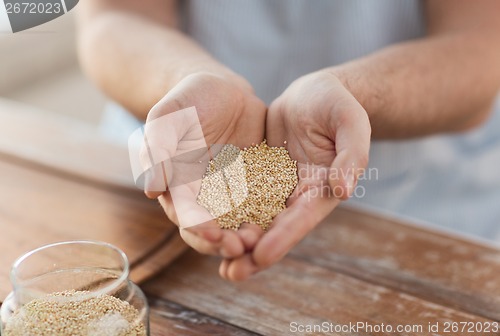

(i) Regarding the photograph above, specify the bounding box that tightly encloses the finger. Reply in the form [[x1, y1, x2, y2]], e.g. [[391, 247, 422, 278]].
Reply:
[[128, 126, 169, 199], [266, 98, 287, 146], [140, 117, 179, 199], [159, 190, 244, 257], [158, 182, 213, 229], [184, 221, 222, 243], [237, 95, 267, 143], [170, 183, 250, 257], [219, 229, 245, 258], [253, 189, 340, 269], [180, 228, 220, 256], [141, 104, 206, 198], [225, 254, 259, 282], [158, 192, 179, 225], [219, 259, 230, 280], [237, 223, 264, 251], [329, 102, 371, 200], [180, 224, 245, 258]]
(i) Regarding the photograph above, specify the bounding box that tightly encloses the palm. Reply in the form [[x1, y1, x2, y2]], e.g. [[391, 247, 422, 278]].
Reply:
[[219, 71, 371, 281], [143, 73, 266, 257], [266, 99, 341, 223]]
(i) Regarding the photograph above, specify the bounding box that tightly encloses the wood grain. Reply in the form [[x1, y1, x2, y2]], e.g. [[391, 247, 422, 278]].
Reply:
[[130, 233, 187, 284], [144, 251, 494, 336], [0, 98, 137, 190], [2, 98, 500, 335], [0, 100, 189, 301], [149, 296, 259, 336], [290, 206, 500, 320], [0, 158, 178, 301]]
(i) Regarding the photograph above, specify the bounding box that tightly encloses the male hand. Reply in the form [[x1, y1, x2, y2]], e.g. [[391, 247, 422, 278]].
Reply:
[[220, 70, 371, 280], [141, 72, 266, 260]]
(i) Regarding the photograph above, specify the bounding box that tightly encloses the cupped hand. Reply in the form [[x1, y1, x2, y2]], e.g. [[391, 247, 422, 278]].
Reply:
[[140, 72, 266, 259], [220, 70, 371, 280]]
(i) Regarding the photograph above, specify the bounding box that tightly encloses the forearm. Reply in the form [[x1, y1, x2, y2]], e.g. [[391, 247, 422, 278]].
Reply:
[[330, 31, 500, 139], [77, 6, 245, 120]]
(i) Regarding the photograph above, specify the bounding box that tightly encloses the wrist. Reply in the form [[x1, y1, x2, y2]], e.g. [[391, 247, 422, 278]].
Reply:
[[172, 61, 253, 94], [324, 65, 385, 121], [328, 63, 404, 139], [324, 66, 362, 103]]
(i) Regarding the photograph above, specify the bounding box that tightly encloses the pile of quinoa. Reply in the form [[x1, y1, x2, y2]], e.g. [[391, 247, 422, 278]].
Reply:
[[3, 290, 146, 336], [197, 141, 298, 231]]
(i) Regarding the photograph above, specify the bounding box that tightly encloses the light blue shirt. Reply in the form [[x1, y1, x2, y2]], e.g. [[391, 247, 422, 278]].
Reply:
[[103, 0, 500, 242]]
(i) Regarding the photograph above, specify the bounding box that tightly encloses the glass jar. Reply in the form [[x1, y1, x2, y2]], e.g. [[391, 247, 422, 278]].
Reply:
[[0, 240, 149, 335]]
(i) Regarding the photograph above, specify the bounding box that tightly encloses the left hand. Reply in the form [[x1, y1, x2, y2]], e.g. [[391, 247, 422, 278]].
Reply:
[[219, 70, 371, 280], [139, 72, 267, 260]]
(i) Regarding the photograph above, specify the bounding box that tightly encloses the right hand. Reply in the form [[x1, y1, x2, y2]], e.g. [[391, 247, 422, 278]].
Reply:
[[219, 70, 371, 280], [140, 72, 267, 259]]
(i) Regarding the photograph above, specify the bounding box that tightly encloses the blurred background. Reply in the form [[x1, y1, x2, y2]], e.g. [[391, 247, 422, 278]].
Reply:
[[0, 9, 105, 125]]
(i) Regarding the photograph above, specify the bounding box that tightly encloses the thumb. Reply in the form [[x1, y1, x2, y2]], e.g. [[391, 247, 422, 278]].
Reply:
[[328, 104, 371, 200], [133, 105, 205, 198]]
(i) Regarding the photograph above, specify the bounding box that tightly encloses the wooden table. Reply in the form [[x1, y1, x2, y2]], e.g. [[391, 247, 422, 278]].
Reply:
[[1, 99, 500, 335]]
